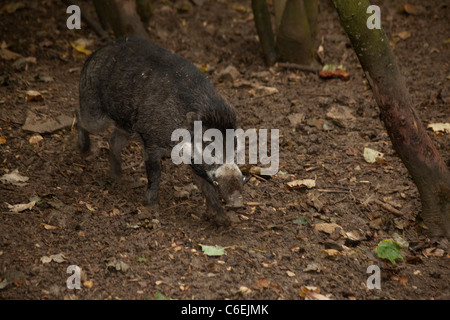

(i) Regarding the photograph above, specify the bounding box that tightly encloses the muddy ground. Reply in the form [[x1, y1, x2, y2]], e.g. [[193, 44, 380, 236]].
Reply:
[[0, 0, 449, 300]]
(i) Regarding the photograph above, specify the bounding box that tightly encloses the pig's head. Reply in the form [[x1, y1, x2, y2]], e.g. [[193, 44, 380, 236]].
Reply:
[[185, 109, 249, 208], [209, 163, 248, 208], [191, 162, 249, 209]]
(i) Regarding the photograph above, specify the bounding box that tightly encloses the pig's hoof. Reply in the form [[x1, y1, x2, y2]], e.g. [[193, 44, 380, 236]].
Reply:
[[110, 172, 123, 182], [227, 211, 240, 224], [145, 201, 160, 211], [213, 214, 231, 227]]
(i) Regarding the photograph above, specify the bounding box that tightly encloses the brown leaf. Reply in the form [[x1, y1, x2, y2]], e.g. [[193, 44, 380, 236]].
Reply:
[[299, 286, 331, 300], [22, 111, 73, 133], [26, 90, 43, 102], [1, 2, 25, 14], [0, 42, 22, 60], [319, 69, 350, 81], [392, 275, 408, 286], [398, 4, 423, 15], [286, 179, 316, 190], [422, 247, 444, 258], [397, 31, 411, 40], [253, 278, 270, 290], [314, 222, 345, 236], [40, 223, 58, 230]]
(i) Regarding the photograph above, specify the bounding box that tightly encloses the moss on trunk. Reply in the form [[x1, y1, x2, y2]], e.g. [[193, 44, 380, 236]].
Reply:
[[332, 0, 450, 238]]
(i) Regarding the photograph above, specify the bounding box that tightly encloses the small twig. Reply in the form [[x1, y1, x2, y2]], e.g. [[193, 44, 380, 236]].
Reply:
[[251, 174, 269, 183], [317, 189, 350, 193], [276, 62, 321, 74], [374, 199, 403, 216], [164, 201, 192, 212], [320, 186, 351, 191]]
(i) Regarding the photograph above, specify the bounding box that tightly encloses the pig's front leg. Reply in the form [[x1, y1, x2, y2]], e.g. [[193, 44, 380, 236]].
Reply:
[[194, 175, 231, 226], [143, 149, 162, 207]]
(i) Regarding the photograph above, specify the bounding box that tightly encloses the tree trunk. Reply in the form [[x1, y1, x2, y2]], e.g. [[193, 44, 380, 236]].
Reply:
[[276, 0, 316, 65], [332, 0, 450, 238], [303, 0, 318, 40], [136, 0, 153, 24], [273, 0, 287, 31], [93, 0, 149, 39], [251, 0, 277, 66]]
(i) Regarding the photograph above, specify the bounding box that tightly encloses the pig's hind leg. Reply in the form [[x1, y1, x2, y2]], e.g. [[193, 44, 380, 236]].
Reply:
[[109, 129, 129, 180], [75, 110, 91, 155], [76, 92, 111, 154]]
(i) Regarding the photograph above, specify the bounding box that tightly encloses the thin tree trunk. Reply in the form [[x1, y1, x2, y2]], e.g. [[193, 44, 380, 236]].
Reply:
[[136, 0, 153, 24], [276, 0, 315, 65], [273, 0, 287, 31], [304, 0, 318, 40], [332, 0, 450, 238], [251, 0, 277, 66], [93, 0, 149, 39]]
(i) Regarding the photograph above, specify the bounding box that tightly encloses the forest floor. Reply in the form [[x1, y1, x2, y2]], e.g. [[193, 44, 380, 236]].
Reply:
[[0, 0, 449, 300]]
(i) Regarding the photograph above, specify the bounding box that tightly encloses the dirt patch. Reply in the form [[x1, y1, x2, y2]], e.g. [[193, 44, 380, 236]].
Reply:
[[0, 0, 449, 300]]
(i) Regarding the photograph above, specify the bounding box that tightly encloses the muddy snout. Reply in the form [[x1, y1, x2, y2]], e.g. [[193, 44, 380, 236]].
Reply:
[[224, 191, 244, 209]]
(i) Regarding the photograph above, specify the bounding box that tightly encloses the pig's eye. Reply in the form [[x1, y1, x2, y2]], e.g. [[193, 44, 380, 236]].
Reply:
[[213, 181, 219, 186], [242, 175, 251, 184]]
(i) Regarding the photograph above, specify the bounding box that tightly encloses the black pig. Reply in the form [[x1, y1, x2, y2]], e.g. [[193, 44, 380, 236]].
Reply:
[[76, 36, 246, 226]]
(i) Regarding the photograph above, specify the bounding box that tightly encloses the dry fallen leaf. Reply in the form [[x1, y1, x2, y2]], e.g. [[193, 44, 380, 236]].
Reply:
[[249, 85, 279, 97], [303, 262, 322, 273], [314, 222, 345, 236], [286, 271, 296, 277], [22, 111, 73, 134], [1, 2, 25, 14], [40, 253, 67, 264], [13, 56, 36, 70], [398, 3, 423, 15], [363, 147, 384, 163], [29, 134, 44, 145], [6, 200, 36, 213], [0, 41, 22, 60], [105, 258, 130, 273], [346, 230, 362, 241], [253, 278, 270, 290], [422, 247, 444, 258], [321, 249, 340, 259], [286, 179, 316, 190], [299, 286, 331, 300], [397, 31, 411, 40], [237, 286, 252, 295], [71, 38, 93, 55], [40, 223, 58, 230], [0, 169, 29, 187], [392, 275, 408, 286], [26, 90, 44, 102], [319, 65, 350, 81], [428, 123, 450, 133]]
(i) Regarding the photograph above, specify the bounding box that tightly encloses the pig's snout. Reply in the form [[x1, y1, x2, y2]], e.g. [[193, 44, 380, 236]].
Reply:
[[225, 191, 243, 209]]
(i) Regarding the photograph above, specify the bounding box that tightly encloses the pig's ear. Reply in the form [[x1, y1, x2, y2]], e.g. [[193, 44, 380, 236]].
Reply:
[[186, 112, 201, 128]]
